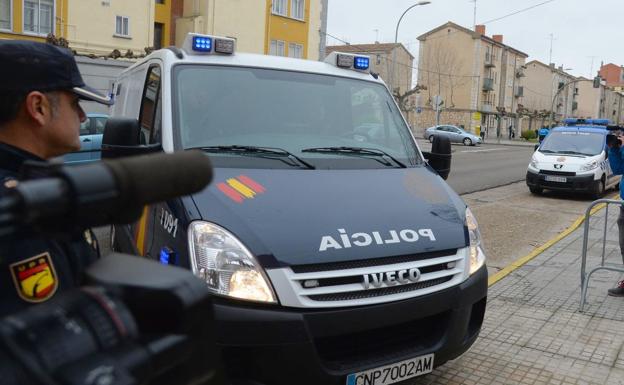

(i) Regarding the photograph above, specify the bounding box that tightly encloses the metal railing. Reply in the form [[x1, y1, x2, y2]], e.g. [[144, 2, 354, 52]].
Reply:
[[580, 198, 624, 312]]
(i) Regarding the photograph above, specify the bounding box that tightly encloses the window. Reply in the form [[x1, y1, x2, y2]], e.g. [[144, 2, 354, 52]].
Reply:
[[0, 0, 10, 30], [24, 0, 54, 35], [154, 22, 164, 49], [291, 0, 304, 19], [115, 15, 130, 37], [288, 43, 303, 58], [270, 40, 285, 56], [139, 66, 162, 144], [272, 0, 287, 16]]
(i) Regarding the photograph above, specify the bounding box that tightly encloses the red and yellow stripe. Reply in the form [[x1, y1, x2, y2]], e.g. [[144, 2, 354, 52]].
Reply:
[[217, 175, 266, 203]]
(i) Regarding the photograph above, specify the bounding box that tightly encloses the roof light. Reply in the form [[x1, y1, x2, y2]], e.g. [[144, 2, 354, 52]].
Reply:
[[215, 38, 235, 54], [182, 33, 236, 55], [192, 36, 212, 52], [324, 52, 371, 73], [353, 56, 370, 70]]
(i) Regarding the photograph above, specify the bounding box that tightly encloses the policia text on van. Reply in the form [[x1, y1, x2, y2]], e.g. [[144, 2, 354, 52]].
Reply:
[[104, 34, 488, 385]]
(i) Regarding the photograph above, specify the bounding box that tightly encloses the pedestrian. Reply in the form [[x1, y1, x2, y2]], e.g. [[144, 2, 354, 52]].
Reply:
[[508, 124, 513, 140], [0, 40, 113, 315], [607, 134, 624, 296]]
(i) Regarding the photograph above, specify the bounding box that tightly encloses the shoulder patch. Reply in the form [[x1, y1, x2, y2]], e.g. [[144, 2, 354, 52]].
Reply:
[[9, 252, 58, 303]]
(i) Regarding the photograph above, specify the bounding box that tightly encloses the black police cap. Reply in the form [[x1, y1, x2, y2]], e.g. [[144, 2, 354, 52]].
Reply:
[[0, 40, 113, 105]]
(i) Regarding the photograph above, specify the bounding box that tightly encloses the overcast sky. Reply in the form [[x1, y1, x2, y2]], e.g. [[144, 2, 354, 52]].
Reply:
[[326, 0, 623, 79]]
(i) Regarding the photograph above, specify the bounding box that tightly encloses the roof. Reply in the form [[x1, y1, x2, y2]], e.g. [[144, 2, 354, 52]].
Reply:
[[325, 43, 414, 59], [525, 60, 576, 78], [417, 21, 528, 58]]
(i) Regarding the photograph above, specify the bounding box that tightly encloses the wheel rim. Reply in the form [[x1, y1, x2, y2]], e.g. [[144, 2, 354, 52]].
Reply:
[[463, 138, 471, 145]]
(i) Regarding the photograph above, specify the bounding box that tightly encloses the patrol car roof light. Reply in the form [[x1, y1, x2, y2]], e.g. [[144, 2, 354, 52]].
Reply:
[[182, 33, 236, 55], [324, 52, 371, 73]]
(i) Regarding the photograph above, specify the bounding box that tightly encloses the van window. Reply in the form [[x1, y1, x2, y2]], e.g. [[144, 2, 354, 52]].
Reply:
[[539, 131, 605, 156], [173, 65, 420, 168], [138, 65, 162, 144]]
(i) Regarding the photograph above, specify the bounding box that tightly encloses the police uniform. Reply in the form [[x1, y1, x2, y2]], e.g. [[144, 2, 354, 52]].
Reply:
[[0, 41, 113, 316]]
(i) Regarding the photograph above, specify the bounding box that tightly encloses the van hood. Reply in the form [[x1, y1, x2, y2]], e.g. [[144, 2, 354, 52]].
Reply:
[[191, 166, 468, 268], [533, 151, 603, 173]]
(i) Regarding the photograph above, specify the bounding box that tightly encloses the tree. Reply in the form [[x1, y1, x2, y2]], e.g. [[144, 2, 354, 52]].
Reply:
[[421, 39, 469, 111], [393, 84, 427, 114]]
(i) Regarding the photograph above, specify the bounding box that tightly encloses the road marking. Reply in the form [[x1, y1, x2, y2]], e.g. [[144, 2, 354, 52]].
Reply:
[[460, 148, 505, 153], [488, 193, 619, 287]]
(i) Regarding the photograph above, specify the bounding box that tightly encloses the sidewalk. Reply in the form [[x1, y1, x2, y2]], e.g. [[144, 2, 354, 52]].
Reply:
[[412, 202, 624, 385]]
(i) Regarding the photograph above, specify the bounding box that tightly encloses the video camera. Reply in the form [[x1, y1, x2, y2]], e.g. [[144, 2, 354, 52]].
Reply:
[[0, 151, 225, 385], [606, 125, 623, 148]]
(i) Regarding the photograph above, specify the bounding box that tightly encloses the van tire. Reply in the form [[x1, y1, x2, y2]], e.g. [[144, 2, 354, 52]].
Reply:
[[463, 138, 472, 146], [529, 186, 543, 195], [591, 179, 605, 200]]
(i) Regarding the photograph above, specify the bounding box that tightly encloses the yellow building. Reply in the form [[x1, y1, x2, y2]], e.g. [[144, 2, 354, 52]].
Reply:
[[175, 0, 327, 60], [0, 0, 68, 42]]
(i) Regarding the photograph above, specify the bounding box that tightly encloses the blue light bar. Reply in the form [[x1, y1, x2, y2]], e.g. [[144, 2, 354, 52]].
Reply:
[[353, 56, 370, 70], [192, 36, 213, 52], [160, 247, 177, 265], [564, 118, 610, 126]]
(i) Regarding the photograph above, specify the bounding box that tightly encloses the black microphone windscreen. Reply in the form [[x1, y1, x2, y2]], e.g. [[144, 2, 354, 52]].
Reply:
[[104, 151, 213, 206]]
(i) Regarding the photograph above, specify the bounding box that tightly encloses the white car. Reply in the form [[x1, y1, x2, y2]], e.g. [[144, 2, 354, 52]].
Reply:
[[526, 126, 620, 197]]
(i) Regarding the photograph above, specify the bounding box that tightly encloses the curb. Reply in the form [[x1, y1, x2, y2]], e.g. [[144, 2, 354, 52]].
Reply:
[[487, 193, 620, 287]]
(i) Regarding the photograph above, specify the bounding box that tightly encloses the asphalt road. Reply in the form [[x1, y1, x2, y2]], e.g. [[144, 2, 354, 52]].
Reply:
[[416, 139, 535, 195]]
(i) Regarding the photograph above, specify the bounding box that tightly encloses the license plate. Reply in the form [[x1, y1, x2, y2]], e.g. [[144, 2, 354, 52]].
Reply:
[[545, 175, 566, 183], [346, 354, 434, 385]]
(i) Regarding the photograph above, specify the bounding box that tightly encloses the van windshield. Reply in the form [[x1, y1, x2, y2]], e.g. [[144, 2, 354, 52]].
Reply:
[[539, 131, 605, 156], [173, 65, 421, 169]]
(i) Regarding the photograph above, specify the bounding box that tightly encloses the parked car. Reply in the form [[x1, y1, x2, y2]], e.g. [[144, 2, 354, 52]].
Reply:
[[63, 113, 108, 163], [424, 125, 482, 146]]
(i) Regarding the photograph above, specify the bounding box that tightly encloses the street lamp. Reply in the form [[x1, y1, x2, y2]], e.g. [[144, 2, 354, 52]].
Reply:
[[390, 1, 431, 94]]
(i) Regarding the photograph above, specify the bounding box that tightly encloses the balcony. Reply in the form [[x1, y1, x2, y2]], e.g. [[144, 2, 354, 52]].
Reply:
[[515, 86, 524, 97], [481, 102, 494, 113], [482, 78, 494, 91], [484, 54, 496, 68], [515, 69, 525, 78], [572, 101, 578, 111]]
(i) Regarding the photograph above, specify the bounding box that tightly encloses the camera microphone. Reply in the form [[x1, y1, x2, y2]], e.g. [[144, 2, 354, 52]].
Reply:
[[0, 150, 213, 238]]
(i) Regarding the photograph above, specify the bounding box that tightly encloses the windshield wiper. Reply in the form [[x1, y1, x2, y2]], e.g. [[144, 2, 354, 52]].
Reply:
[[301, 146, 407, 168], [194, 145, 315, 169]]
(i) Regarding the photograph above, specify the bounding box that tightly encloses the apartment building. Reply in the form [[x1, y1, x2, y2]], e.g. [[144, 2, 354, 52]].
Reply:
[[521, 60, 576, 130], [325, 42, 414, 96], [599, 63, 624, 91], [416, 22, 528, 138], [175, 0, 327, 60]]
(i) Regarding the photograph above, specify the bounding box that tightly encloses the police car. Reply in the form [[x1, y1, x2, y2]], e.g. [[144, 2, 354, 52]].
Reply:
[[526, 119, 621, 197], [106, 33, 487, 385]]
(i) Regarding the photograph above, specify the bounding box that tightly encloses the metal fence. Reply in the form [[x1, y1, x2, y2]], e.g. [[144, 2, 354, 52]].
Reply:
[[580, 198, 624, 312]]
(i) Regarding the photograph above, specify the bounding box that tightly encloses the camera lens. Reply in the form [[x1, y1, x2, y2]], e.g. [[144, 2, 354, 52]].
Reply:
[[0, 287, 137, 379]]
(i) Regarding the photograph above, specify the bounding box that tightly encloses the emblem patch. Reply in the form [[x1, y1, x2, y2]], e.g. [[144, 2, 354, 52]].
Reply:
[[10, 252, 58, 303]]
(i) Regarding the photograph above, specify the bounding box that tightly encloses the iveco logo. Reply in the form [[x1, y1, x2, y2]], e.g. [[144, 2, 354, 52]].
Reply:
[[363, 268, 421, 289], [554, 164, 564, 169]]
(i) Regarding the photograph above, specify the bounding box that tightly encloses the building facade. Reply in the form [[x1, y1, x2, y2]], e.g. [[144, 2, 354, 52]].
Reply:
[[521, 61, 576, 131], [599, 63, 624, 90], [325, 42, 414, 96], [0, 0, 68, 42], [174, 0, 327, 60], [415, 22, 528, 138]]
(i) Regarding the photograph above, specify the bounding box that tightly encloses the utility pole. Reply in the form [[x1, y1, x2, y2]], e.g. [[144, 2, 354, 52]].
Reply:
[[588, 55, 597, 77], [373, 29, 379, 42]]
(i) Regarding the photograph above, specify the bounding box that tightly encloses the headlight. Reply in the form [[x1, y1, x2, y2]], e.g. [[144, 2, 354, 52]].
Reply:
[[188, 221, 277, 303], [466, 208, 486, 275], [580, 160, 599, 171], [530, 156, 539, 169]]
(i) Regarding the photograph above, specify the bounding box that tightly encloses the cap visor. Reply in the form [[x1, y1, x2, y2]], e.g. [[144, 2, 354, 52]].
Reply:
[[73, 85, 114, 106]]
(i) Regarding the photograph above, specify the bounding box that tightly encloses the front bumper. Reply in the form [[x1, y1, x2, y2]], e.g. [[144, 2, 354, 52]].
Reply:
[[526, 170, 596, 192], [213, 266, 488, 385]]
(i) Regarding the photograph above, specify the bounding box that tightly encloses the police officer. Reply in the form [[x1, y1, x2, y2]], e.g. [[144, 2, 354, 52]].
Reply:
[[0, 40, 113, 315]]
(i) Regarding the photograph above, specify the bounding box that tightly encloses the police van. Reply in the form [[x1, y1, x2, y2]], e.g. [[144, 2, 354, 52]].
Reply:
[[105, 33, 487, 385], [526, 119, 620, 197]]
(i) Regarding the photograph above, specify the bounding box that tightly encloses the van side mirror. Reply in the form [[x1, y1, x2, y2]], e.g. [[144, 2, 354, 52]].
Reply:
[[101, 118, 162, 159], [422, 135, 451, 180]]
